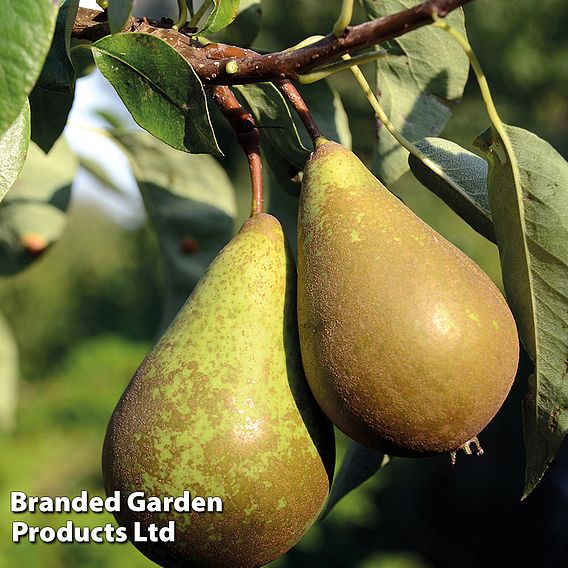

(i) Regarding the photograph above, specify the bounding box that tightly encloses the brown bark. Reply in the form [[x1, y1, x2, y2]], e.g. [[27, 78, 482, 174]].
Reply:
[[72, 0, 473, 85]]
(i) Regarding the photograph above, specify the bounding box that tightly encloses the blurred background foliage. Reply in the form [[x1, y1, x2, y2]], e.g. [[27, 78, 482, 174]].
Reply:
[[1, 1, 567, 567]]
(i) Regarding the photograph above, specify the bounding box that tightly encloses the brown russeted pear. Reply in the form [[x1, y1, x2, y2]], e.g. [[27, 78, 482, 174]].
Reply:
[[103, 212, 335, 568], [297, 139, 519, 457]]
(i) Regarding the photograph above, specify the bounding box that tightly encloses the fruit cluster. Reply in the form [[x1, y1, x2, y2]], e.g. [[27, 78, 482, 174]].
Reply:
[[103, 140, 519, 568]]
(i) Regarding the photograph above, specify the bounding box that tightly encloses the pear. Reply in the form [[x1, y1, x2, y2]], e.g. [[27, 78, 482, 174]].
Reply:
[[103, 212, 334, 568], [297, 140, 519, 457]]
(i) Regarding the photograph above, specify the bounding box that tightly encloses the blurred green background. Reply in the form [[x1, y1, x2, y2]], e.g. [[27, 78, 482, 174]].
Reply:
[[1, 1, 567, 567]]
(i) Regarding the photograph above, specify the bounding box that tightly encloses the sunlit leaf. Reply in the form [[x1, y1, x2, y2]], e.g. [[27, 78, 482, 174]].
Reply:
[[0, 0, 59, 135], [0, 101, 31, 203], [92, 33, 221, 155], [201, 0, 240, 34]]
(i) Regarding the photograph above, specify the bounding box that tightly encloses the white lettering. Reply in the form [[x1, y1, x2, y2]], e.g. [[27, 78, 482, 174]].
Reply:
[[160, 521, 175, 542], [40, 526, 56, 543], [133, 521, 147, 542], [128, 492, 146, 512], [71, 491, 88, 512], [28, 496, 39, 512], [12, 522, 28, 541], [173, 491, 191, 512], [39, 497, 55, 512], [146, 496, 162, 512], [192, 497, 206, 512], [207, 496, 223, 512], [57, 521, 73, 543], [91, 526, 104, 543], [115, 526, 128, 543], [10, 492, 28, 513], [105, 492, 121, 513], [75, 525, 90, 543], [90, 496, 103, 513]]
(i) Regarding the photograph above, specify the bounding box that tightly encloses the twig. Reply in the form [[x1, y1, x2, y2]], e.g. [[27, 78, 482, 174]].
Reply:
[[211, 86, 263, 216], [278, 81, 322, 145], [72, 0, 473, 85]]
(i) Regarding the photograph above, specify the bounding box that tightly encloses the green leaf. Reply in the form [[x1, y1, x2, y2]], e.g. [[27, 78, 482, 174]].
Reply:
[[29, 87, 74, 153], [202, 0, 241, 34], [474, 124, 568, 497], [235, 83, 309, 169], [0, 101, 31, 203], [0, 311, 19, 432], [321, 441, 387, 519], [408, 137, 495, 242], [108, 0, 134, 34], [92, 33, 221, 155], [362, 0, 469, 184], [0, 138, 76, 276], [0, 0, 59, 135], [36, 0, 79, 94], [209, 0, 262, 47], [112, 130, 236, 333]]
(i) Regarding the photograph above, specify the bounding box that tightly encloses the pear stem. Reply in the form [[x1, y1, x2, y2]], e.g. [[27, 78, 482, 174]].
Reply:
[[278, 80, 322, 147], [211, 86, 264, 216], [248, 150, 264, 217]]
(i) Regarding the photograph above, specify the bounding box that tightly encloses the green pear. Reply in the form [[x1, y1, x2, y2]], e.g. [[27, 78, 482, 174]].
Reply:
[[297, 140, 519, 457], [103, 212, 334, 568]]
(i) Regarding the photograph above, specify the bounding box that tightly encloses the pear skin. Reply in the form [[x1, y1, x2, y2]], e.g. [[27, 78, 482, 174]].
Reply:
[[297, 140, 519, 457], [103, 213, 334, 568]]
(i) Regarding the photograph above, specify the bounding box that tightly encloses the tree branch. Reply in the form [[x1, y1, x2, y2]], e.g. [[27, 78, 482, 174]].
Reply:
[[73, 0, 473, 85]]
